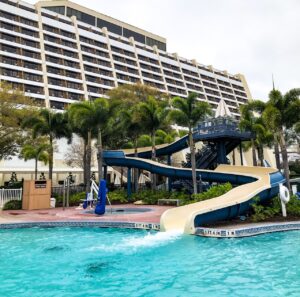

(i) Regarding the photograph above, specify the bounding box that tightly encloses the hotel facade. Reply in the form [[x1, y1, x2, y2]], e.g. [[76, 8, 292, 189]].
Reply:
[[0, 0, 252, 119]]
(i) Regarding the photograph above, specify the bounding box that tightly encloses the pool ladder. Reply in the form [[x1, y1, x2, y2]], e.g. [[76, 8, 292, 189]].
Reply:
[[90, 180, 113, 213]]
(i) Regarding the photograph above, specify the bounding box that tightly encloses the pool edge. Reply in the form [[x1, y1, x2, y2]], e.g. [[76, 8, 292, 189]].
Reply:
[[0, 221, 160, 231], [195, 221, 300, 238]]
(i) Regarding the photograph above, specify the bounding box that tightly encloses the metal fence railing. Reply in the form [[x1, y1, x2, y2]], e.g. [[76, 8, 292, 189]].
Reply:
[[52, 184, 85, 197], [0, 188, 22, 208]]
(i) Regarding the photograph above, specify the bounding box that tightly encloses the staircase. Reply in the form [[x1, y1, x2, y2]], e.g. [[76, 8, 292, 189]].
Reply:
[[177, 139, 240, 193]]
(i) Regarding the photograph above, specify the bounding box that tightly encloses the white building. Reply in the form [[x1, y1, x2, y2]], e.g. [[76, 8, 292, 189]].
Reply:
[[0, 0, 252, 119], [0, 0, 256, 185]]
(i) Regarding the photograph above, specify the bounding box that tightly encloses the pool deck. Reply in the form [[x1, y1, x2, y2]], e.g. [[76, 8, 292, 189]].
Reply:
[[0, 204, 172, 225], [1, 205, 300, 237]]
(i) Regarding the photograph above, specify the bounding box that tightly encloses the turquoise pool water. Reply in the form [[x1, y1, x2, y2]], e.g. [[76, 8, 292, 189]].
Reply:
[[1, 227, 300, 297]]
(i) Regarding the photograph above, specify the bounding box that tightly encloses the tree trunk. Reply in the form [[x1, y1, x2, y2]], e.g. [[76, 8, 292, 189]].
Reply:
[[258, 145, 264, 166], [274, 140, 281, 170], [121, 167, 124, 187], [35, 157, 38, 180], [85, 130, 92, 193], [134, 140, 139, 192], [279, 131, 291, 191], [189, 130, 197, 195], [232, 149, 236, 166], [151, 131, 156, 190], [83, 139, 87, 186], [251, 139, 257, 166], [97, 128, 103, 181], [49, 135, 53, 180]]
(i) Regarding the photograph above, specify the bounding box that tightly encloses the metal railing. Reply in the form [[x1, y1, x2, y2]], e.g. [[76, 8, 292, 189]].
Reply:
[[0, 188, 22, 208], [52, 184, 85, 196]]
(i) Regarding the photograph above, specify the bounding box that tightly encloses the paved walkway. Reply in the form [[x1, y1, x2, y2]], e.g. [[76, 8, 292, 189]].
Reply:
[[0, 204, 173, 224]]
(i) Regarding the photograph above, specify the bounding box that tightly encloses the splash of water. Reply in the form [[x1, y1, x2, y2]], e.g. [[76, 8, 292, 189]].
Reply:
[[87, 229, 183, 253]]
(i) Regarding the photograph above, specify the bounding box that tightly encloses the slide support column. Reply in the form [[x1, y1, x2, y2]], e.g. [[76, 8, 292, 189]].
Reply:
[[239, 142, 244, 166], [127, 167, 132, 198], [103, 165, 108, 181], [167, 155, 172, 191], [217, 141, 227, 164]]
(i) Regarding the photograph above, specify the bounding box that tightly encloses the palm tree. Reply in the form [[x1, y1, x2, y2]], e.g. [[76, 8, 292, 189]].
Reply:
[[22, 109, 71, 180], [120, 106, 144, 191], [65, 115, 90, 186], [169, 93, 212, 194], [68, 98, 118, 188], [155, 129, 178, 145], [239, 102, 274, 166], [240, 101, 262, 166], [138, 96, 169, 189], [20, 139, 49, 180], [262, 88, 300, 190]]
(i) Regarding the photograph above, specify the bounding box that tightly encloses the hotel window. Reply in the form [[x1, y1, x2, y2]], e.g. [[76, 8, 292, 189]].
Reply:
[[45, 6, 65, 15], [65, 70, 81, 79], [68, 92, 82, 100], [48, 77, 64, 86], [123, 28, 145, 44], [49, 89, 64, 98], [23, 61, 41, 70], [20, 17, 38, 27], [145, 37, 166, 51], [66, 7, 95, 26], [21, 28, 38, 38], [97, 18, 122, 35], [61, 29, 75, 39], [1, 68, 21, 78], [24, 85, 43, 94], [24, 73, 42, 82], [1, 56, 18, 65], [1, 44, 18, 54], [0, 11, 18, 21], [22, 49, 39, 59], [66, 82, 82, 90]]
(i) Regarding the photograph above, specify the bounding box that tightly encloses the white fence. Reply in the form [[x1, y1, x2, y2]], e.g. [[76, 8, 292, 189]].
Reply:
[[0, 188, 22, 208]]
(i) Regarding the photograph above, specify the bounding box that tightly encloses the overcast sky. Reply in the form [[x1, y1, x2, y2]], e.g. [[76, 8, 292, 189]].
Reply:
[[28, 0, 300, 100]]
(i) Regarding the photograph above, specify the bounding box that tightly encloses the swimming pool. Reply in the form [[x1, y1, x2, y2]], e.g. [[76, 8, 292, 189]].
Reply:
[[1, 227, 299, 297]]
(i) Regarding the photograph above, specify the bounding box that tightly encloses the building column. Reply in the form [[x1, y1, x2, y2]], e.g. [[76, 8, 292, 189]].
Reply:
[[71, 16, 89, 101], [35, 3, 50, 108], [102, 27, 118, 88]]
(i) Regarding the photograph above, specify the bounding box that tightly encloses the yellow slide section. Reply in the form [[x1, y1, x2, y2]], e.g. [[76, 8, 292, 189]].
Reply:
[[160, 165, 278, 234]]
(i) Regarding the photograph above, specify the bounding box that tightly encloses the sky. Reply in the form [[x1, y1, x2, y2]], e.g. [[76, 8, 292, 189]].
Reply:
[[26, 0, 300, 100]]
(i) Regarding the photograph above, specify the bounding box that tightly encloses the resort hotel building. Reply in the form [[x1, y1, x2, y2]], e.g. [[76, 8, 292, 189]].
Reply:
[[0, 0, 252, 119]]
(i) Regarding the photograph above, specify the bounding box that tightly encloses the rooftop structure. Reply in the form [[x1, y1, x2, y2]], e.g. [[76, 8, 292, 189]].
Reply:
[[0, 0, 252, 119]]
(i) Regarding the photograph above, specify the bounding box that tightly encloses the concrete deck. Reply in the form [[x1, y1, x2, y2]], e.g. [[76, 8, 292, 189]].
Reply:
[[0, 204, 172, 224]]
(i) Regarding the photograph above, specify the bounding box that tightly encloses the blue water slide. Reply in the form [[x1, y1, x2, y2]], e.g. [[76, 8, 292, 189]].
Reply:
[[103, 150, 285, 230]]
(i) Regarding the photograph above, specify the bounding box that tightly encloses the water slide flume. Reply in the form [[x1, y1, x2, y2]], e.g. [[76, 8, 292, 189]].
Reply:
[[160, 165, 283, 234], [103, 150, 285, 234]]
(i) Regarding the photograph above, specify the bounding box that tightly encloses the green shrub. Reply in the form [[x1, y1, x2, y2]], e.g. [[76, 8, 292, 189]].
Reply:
[[3, 200, 22, 210], [54, 192, 85, 207], [188, 183, 233, 205], [286, 195, 300, 216], [250, 195, 300, 222], [108, 190, 128, 204], [250, 196, 281, 222], [69, 192, 86, 206]]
